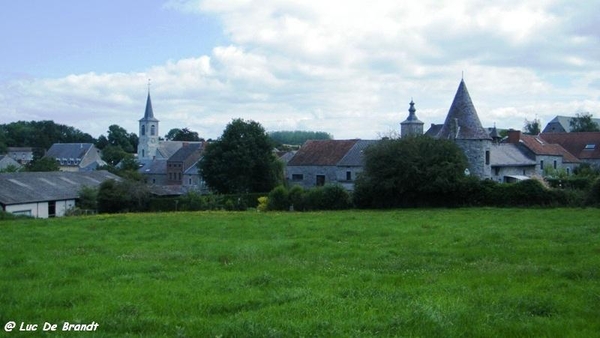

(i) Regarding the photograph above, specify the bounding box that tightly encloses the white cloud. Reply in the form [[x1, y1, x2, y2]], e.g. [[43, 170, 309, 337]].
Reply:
[[2, 0, 600, 142]]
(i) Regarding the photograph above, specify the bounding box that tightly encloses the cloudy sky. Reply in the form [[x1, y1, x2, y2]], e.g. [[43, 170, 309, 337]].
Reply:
[[1, 0, 599, 140]]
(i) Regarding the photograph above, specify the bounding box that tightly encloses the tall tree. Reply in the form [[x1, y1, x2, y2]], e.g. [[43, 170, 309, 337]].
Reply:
[[523, 118, 541, 135], [165, 127, 202, 141], [106, 124, 137, 153], [199, 119, 283, 194], [570, 113, 600, 132]]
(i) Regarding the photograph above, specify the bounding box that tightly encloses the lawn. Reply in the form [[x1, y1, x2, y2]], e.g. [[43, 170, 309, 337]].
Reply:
[[1, 208, 599, 337]]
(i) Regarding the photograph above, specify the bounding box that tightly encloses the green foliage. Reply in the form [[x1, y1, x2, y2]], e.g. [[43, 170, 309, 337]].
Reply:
[[97, 179, 150, 213], [257, 196, 269, 212], [268, 130, 333, 146], [106, 124, 138, 153], [101, 145, 129, 166], [569, 112, 600, 132], [587, 177, 600, 206], [199, 118, 283, 194], [0, 210, 32, 221], [165, 127, 202, 141], [0, 120, 95, 151], [288, 185, 307, 211], [0, 164, 22, 173], [77, 186, 98, 211], [25, 157, 60, 172], [2, 209, 600, 336], [267, 185, 289, 211], [354, 136, 468, 208]]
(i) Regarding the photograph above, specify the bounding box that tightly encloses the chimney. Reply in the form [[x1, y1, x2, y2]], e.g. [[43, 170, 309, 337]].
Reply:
[[507, 129, 521, 144]]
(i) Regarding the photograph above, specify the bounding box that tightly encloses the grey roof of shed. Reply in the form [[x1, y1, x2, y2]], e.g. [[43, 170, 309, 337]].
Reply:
[[0, 171, 120, 205], [45, 143, 94, 160], [490, 144, 536, 167], [436, 80, 491, 140], [337, 140, 378, 166]]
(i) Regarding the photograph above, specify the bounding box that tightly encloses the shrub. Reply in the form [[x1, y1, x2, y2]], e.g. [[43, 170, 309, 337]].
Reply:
[[257, 196, 269, 212], [288, 185, 307, 211], [587, 177, 600, 206], [321, 184, 352, 210], [268, 185, 289, 211]]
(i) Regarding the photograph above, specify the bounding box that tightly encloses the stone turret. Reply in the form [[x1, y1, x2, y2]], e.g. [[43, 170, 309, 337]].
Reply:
[[400, 99, 424, 137], [436, 79, 492, 179]]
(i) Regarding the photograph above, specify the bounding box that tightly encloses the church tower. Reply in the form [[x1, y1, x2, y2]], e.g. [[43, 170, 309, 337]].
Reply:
[[436, 79, 492, 179], [400, 99, 424, 137], [137, 90, 159, 161]]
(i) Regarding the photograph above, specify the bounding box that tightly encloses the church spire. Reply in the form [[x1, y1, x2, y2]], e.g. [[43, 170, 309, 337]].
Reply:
[[401, 99, 424, 137], [140, 80, 158, 122]]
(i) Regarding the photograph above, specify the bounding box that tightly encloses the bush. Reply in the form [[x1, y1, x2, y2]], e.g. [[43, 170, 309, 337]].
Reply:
[[268, 185, 289, 211], [288, 185, 307, 211], [587, 177, 600, 206], [257, 196, 269, 212], [321, 184, 352, 210]]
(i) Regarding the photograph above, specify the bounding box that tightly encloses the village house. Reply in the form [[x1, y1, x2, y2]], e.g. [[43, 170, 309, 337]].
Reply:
[[0, 171, 119, 218], [542, 115, 600, 133], [7, 147, 34, 165], [0, 155, 23, 171], [44, 143, 106, 172], [539, 132, 600, 168]]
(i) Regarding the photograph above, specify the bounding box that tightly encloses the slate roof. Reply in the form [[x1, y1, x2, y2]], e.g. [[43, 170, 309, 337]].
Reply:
[[337, 140, 378, 166], [287, 140, 359, 166], [401, 100, 423, 124], [0, 171, 120, 205], [490, 144, 536, 167], [139, 159, 167, 175], [45, 143, 94, 161], [168, 142, 204, 162], [139, 92, 158, 122], [519, 134, 580, 163], [539, 132, 600, 160], [436, 80, 491, 140], [156, 141, 185, 159], [424, 124, 443, 137], [543, 115, 600, 133], [0, 155, 22, 170]]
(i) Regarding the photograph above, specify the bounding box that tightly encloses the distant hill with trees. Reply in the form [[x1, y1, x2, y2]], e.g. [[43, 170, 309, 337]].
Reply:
[[268, 130, 333, 146]]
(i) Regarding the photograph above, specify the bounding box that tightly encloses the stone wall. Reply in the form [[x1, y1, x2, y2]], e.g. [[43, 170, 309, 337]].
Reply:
[[455, 139, 492, 179]]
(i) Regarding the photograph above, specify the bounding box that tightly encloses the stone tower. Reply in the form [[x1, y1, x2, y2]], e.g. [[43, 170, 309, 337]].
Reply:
[[400, 99, 424, 137], [137, 91, 159, 161], [436, 79, 492, 179]]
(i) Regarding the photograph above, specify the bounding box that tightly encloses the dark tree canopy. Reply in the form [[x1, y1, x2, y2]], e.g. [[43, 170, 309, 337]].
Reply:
[[570, 113, 600, 132], [0, 120, 95, 152], [199, 118, 283, 194], [25, 157, 60, 172], [268, 130, 333, 146], [523, 118, 541, 135], [353, 136, 468, 208], [106, 124, 138, 153], [165, 128, 202, 141]]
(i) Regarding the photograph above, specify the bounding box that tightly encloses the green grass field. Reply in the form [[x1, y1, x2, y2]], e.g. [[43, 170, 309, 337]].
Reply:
[[1, 208, 599, 337]]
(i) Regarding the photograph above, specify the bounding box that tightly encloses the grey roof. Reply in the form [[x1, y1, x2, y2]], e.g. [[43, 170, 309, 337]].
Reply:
[[168, 142, 204, 162], [490, 144, 536, 167], [401, 100, 423, 124], [45, 143, 93, 160], [425, 124, 443, 137], [139, 159, 167, 175], [437, 80, 491, 140], [542, 115, 600, 133], [184, 160, 201, 175], [139, 92, 158, 122], [0, 171, 120, 205], [156, 141, 185, 159], [337, 140, 378, 166]]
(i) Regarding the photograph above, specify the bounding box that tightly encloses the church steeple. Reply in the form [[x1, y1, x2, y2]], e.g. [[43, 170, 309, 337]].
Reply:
[[400, 99, 424, 137], [138, 83, 160, 162]]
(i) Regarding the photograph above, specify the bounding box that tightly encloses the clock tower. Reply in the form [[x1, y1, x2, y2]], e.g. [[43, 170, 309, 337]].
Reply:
[[138, 89, 159, 161]]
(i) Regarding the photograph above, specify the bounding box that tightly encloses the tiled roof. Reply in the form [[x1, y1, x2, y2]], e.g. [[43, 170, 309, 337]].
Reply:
[[437, 80, 491, 140], [168, 142, 204, 162], [287, 139, 359, 166], [45, 143, 93, 161], [540, 132, 600, 160], [491, 144, 536, 167], [337, 140, 378, 166], [0, 171, 120, 205], [519, 134, 580, 163]]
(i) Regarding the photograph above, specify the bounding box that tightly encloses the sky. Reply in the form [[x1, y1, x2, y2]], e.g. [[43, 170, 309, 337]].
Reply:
[[1, 0, 600, 140]]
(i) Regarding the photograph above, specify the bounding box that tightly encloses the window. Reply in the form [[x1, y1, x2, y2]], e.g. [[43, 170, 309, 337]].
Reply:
[[346, 171, 352, 181], [142, 149, 145, 158], [189, 178, 192, 185], [141, 125, 146, 136], [540, 160, 544, 170], [48, 201, 56, 218], [485, 151, 490, 165], [494, 167, 500, 176], [316, 175, 325, 186], [553, 160, 557, 169], [292, 174, 303, 181], [150, 125, 156, 136], [152, 179, 156, 184], [12, 210, 32, 217], [566, 168, 570, 175]]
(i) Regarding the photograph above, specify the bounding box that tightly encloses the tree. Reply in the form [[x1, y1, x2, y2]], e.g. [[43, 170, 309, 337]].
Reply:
[[523, 118, 541, 135], [106, 124, 137, 153], [101, 145, 129, 166], [199, 118, 283, 194], [570, 113, 600, 132], [25, 157, 60, 172], [353, 136, 468, 208], [97, 179, 150, 213], [165, 127, 202, 141], [268, 130, 333, 146]]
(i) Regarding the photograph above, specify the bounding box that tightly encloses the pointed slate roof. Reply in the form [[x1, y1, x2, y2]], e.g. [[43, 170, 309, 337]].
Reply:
[[437, 79, 491, 140], [139, 92, 158, 122], [401, 100, 423, 124]]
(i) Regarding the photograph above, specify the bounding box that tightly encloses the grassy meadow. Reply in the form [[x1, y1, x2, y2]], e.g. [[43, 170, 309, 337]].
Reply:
[[1, 208, 599, 337]]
